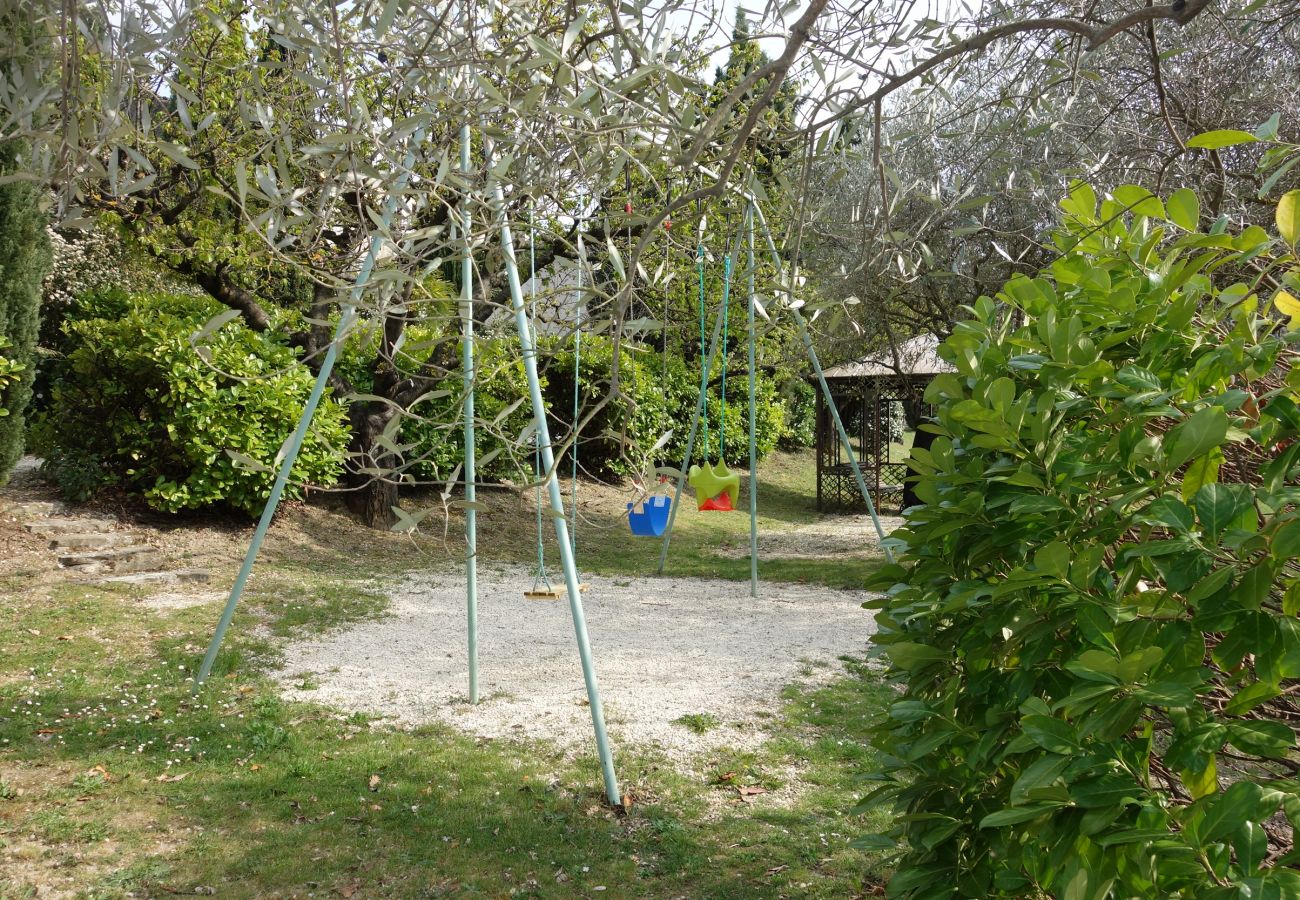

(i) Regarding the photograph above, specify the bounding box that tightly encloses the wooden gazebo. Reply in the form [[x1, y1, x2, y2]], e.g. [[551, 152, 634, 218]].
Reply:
[[814, 334, 953, 513]]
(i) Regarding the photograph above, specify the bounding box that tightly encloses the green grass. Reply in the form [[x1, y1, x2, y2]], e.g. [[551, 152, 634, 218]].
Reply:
[[0, 583, 892, 897], [0, 450, 894, 896], [672, 712, 721, 734], [479, 450, 885, 590]]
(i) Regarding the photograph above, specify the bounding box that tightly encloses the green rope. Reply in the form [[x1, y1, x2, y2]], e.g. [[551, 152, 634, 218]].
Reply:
[[697, 196, 708, 460], [718, 246, 732, 463], [528, 202, 552, 594], [570, 208, 584, 559]]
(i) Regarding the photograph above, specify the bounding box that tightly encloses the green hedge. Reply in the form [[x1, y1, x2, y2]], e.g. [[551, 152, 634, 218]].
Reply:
[[777, 377, 816, 450], [32, 289, 350, 515], [0, 336, 23, 418], [543, 336, 794, 475], [866, 185, 1300, 897], [338, 328, 537, 486], [0, 138, 50, 484], [343, 328, 801, 485]]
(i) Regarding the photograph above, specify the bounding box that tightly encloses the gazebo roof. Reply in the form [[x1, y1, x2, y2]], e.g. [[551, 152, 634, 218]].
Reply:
[[821, 334, 954, 380]]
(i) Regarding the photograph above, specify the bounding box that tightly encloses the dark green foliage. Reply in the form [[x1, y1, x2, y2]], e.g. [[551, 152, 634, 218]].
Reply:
[[0, 140, 51, 483], [377, 332, 538, 486], [31, 289, 350, 514], [700, 369, 786, 467], [777, 377, 816, 450], [866, 184, 1300, 897], [347, 328, 799, 486], [544, 335, 694, 477]]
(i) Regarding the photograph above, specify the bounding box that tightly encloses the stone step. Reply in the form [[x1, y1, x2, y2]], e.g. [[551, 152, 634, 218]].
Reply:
[[58, 545, 162, 574], [48, 532, 133, 551], [100, 568, 213, 586], [26, 517, 117, 536], [2, 500, 68, 519]]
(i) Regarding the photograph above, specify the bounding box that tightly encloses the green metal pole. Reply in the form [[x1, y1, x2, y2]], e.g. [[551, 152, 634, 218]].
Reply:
[[745, 204, 758, 597], [655, 272, 729, 576], [194, 135, 427, 689], [489, 177, 621, 808], [750, 204, 894, 563], [460, 123, 478, 705]]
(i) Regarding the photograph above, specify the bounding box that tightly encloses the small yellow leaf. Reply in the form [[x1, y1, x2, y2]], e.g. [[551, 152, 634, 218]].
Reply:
[[1275, 290, 1300, 330], [1279, 189, 1300, 247], [1180, 756, 1218, 800]]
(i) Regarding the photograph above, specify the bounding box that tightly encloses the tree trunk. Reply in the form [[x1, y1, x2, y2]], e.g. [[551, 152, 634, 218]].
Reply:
[[344, 402, 400, 529], [901, 395, 934, 510]]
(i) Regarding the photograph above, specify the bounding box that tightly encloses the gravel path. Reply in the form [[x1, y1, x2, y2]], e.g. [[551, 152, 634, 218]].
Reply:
[[279, 566, 879, 760]]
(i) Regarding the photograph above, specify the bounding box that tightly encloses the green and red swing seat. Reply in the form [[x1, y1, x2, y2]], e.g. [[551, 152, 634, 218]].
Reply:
[[688, 460, 740, 511]]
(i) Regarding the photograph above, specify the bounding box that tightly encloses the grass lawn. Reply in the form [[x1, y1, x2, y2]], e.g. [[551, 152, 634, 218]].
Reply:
[[0, 450, 894, 897], [450, 449, 886, 590]]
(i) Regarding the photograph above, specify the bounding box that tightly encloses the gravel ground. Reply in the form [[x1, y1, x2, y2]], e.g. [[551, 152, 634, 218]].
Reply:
[[279, 565, 880, 761]]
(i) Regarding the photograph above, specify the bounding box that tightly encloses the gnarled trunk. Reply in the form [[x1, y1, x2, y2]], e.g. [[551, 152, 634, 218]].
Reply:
[[344, 402, 400, 529]]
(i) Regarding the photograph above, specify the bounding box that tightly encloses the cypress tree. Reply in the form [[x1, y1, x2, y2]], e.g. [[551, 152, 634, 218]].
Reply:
[[0, 138, 50, 483]]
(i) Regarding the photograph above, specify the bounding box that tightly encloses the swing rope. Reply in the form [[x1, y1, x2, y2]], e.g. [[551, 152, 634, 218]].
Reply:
[[663, 178, 672, 385], [696, 191, 708, 459], [570, 200, 585, 558], [528, 201, 553, 595], [717, 209, 734, 464]]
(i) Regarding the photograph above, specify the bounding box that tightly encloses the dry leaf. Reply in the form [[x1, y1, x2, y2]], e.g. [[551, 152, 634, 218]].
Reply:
[[368, 774, 381, 792], [156, 772, 189, 783], [340, 882, 361, 898], [737, 785, 768, 801]]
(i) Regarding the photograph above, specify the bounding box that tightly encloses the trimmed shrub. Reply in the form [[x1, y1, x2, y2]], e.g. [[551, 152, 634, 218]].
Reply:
[[0, 337, 23, 416], [341, 326, 802, 488], [700, 371, 785, 466], [543, 336, 791, 476], [32, 289, 350, 514], [777, 377, 816, 449], [865, 185, 1300, 897], [0, 140, 51, 483], [337, 328, 537, 486], [401, 337, 538, 485], [543, 336, 695, 477]]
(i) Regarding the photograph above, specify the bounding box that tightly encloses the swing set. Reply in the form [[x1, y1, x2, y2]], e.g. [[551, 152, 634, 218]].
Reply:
[[187, 128, 893, 811]]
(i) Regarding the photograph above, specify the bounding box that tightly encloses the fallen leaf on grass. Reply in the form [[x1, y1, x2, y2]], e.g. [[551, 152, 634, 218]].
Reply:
[[340, 882, 362, 898], [737, 785, 768, 801], [156, 772, 189, 783], [368, 774, 381, 792], [27, 629, 39, 636]]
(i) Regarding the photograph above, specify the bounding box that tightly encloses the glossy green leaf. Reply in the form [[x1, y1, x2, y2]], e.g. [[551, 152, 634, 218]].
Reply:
[[1187, 129, 1259, 150], [1167, 188, 1200, 231], [1166, 406, 1229, 471]]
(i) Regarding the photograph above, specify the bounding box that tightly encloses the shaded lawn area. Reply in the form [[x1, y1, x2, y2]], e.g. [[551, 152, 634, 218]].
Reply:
[[436, 449, 884, 590], [0, 450, 893, 897]]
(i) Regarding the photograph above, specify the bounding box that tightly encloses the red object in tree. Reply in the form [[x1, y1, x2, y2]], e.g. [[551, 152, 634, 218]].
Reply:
[[664, 219, 672, 230], [698, 493, 735, 512], [624, 202, 633, 214]]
